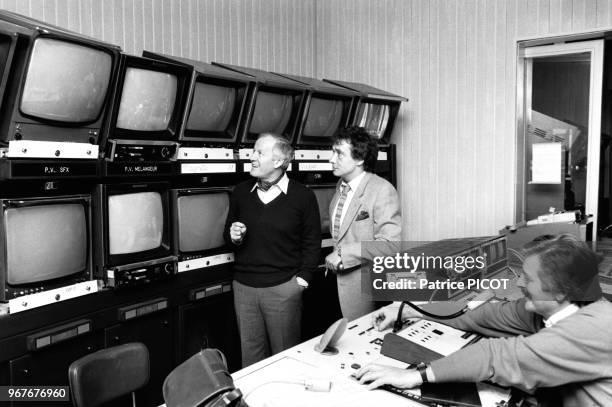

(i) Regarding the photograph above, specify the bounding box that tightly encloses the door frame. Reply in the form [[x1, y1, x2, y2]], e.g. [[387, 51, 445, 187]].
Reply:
[[516, 40, 604, 243]]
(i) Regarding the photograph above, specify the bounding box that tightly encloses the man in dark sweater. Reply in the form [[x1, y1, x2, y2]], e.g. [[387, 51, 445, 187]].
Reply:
[[224, 133, 321, 367]]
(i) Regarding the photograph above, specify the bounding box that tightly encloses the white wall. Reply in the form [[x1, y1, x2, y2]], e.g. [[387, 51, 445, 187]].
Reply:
[[316, 0, 612, 240], [0, 0, 317, 75]]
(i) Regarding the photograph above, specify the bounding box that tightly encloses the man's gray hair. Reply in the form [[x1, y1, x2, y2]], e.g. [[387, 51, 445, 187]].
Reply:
[[259, 133, 294, 171]]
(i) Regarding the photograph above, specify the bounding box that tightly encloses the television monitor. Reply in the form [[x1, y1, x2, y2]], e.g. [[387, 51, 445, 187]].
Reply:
[[311, 186, 336, 238], [103, 54, 192, 144], [324, 79, 407, 145], [171, 188, 232, 267], [0, 194, 92, 301], [354, 102, 391, 139], [143, 52, 254, 145], [212, 63, 307, 145], [94, 182, 172, 270], [274, 74, 358, 147], [0, 10, 120, 146]]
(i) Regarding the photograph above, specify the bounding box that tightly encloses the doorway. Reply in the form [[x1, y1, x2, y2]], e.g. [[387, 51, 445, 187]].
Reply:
[[516, 40, 604, 243]]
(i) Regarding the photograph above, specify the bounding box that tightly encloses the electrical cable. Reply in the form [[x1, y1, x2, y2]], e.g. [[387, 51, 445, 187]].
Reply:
[[393, 301, 467, 333], [243, 380, 302, 401], [242, 379, 332, 401]]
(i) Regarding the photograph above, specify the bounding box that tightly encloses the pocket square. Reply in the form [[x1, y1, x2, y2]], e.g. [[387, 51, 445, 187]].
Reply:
[[356, 210, 370, 221]]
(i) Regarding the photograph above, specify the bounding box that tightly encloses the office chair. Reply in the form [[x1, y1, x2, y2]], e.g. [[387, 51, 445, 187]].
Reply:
[[163, 348, 246, 407], [68, 342, 150, 407]]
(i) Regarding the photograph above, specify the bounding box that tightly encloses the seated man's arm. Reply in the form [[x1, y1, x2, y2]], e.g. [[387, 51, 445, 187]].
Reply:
[[437, 299, 540, 337], [431, 308, 612, 392]]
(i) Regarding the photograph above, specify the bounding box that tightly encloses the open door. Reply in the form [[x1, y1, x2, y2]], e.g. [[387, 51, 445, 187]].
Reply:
[[516, 40, 604, 244]]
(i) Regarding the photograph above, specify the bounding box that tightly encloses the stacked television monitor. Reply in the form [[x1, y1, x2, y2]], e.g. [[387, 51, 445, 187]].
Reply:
[[93, 182, 176, 288], [212, 62, 308, 147], [323, 79, 406, 146], [268, 74, 359, 185], [142, 52, 256, 183], [0, 194, 96, 312], [275, 74, 358, 149], [143, 52, 254, 147], [101, 53, 192, 176], [324, 79, 406, 187], [0, 10, 120, 176], [171, 187, 234, 274]]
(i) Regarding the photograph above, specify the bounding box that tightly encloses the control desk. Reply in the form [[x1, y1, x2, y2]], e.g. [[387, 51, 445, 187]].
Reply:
[[232, 310, 512, 407]]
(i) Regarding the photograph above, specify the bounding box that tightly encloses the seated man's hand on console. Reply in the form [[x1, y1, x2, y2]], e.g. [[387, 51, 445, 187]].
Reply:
[[371, 302, 423, 331], [354, 363, 422, 390]]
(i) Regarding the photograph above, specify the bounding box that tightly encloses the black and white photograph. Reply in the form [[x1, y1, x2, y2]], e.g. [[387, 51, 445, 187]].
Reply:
[[0, 1, 610, 406]]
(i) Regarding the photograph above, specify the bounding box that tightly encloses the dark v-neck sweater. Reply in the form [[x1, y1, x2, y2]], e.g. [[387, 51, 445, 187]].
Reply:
[[223, 179, 321, 287]]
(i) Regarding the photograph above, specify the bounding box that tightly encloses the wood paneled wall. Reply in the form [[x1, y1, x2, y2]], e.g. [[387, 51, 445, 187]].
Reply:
[[3, 0, 612, 241], [0, 0, 317, 75], [316, 0, 612, 240]]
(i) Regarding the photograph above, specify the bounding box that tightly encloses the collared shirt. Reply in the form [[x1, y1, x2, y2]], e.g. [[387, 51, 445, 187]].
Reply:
[[543, 303, 579, 328], [250, 173, 289, 204], [331, 171, 367, 235]]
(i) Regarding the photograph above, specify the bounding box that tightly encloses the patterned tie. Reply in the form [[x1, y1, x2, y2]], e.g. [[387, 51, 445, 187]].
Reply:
[[333, 183, 350, 241], [257, 172, 285, 192]]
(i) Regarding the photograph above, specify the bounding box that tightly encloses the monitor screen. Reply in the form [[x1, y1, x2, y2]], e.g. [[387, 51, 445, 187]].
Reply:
[[108, 192, 164, 255], [303, 97, 344, 139], [20, 38, 112, 123], [116, 67, 178, 131], [312, 188, 335, 233], [186, 82, 236, 133], [177, 192, 229, 252], [5, 203, 87, 285], [249, 91, 293, 134], [356, 102, 390, 140]]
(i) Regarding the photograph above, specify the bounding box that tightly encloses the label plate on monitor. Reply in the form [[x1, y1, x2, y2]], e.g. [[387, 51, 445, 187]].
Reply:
[[104, 161, 174, 176], [178, 252, 235, 272], [298, 162, 333, 172], [7, 140, 98, 159], [1, 160, 99, 178], [181, 162, 236, 174], [8, 281, 99, 314], [178, 147, 234, 160]]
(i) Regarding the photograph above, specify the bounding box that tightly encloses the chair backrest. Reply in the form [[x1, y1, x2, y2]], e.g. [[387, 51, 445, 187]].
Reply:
[[68, 342, 150, 407]]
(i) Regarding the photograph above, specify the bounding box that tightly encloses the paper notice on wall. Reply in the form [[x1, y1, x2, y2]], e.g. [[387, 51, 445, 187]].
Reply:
[[531, 142, 562, 184]]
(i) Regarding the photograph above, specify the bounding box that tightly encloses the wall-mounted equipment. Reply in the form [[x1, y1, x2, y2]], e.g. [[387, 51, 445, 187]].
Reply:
[[101, 54, 192, 177]]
